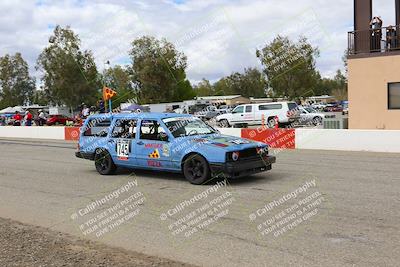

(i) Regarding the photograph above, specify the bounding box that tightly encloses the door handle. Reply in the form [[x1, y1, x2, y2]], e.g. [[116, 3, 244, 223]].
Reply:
[[108, 139, 115, 143], [137, 141, 144, 145]]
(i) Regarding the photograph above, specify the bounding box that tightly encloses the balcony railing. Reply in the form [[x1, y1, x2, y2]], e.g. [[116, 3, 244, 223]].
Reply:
[[348, 25, 400, 56]]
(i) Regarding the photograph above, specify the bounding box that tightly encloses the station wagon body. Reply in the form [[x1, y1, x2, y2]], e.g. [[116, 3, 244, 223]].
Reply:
[[75, 112, 276, 184]]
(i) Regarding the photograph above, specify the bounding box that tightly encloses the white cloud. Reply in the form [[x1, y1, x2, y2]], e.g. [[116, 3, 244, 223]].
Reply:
[[0, 0, 396, 87]]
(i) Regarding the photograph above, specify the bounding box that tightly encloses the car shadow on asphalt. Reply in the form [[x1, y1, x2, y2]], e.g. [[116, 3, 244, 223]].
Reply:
[[94, 167, 285, 186]]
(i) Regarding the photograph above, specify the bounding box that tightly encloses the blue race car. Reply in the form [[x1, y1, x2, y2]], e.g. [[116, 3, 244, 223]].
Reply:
[[75, 113, 276, 185]]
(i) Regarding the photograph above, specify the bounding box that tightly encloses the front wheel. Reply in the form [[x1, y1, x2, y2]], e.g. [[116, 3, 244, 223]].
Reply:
[[312, 116, 323, 126], [183, 154, 211, 185], [94, 149, 116, 175]]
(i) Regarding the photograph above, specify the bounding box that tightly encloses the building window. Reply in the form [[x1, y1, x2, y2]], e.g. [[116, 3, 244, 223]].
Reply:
[[388, 83, 400, 109]]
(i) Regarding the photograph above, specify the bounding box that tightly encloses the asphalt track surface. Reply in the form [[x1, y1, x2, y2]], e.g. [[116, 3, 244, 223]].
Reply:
[[0, 138, 399, 267]]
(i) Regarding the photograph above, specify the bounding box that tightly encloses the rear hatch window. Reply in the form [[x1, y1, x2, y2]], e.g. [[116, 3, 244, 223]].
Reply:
[[83, 119, 111, 137]]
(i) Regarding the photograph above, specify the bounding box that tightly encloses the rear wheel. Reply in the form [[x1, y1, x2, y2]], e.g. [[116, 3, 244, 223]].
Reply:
[[312, 116, 323, 126], [267, 117, 276, 128], [94, 149, 116, 175], [183, 154, 211, 185], [218, 119, 230, 128]]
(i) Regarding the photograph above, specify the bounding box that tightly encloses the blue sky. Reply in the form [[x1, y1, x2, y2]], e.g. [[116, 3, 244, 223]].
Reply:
[[0, 0, 397, 86]]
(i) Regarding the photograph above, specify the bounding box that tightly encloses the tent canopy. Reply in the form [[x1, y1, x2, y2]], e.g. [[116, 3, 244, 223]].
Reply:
[[0, 106, 25, 114]]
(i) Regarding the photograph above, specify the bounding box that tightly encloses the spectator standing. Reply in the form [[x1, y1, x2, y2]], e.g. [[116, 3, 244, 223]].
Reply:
[[81, 105, 90, 118], [98, 99, 105, 113], [24, 111, 33, 126], [0, 116, 5, 126], [38, 110, 46, 126], [13, 111, 22, 126]]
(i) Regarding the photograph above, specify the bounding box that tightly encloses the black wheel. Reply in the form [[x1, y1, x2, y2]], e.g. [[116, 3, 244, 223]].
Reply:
[[267, 117, 276, 128], [183, 154, 211, 185], [218, 119, 230, 128], [94, 149, 116, 175], [312, 116, 323, 126]]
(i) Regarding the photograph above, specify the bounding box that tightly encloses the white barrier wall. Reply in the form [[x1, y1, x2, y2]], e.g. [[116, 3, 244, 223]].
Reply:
[[296, 129, 400, 153], [0, 126, 65, 140], [217, 127, 241, 137]]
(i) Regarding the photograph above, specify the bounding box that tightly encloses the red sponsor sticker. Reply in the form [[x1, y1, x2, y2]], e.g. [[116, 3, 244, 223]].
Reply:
[[145, 143, 163, 149], [147, 160, 162, 167], [118, 157, 129, 161]]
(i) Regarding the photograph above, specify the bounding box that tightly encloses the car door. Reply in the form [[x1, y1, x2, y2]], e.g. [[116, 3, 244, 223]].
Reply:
[[243, 105, 255, 124], [230, 106, 245, 123], [134, 119, 173, 170], [108, 118, 138, 167]]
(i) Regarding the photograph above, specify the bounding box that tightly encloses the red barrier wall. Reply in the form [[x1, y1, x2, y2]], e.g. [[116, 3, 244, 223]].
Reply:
[[241, 128, 295, 149], [65, 127, 80, 141]]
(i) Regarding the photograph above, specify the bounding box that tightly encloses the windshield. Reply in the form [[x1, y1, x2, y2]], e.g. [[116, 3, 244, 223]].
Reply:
[[304, 107, 317, 113], [163, 117, 217, 138]]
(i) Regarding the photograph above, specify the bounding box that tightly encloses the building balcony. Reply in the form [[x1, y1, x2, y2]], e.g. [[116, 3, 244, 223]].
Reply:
[[348, 25, 400, 58]]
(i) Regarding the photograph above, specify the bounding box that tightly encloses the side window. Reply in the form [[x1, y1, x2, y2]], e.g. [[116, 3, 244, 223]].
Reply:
[[259, 104, 283, 111], [232, 106, 244, 114], [245, 106, 252, 113], [140, 120, 168, 141], [112, 119, 137, 139], [83, 119, 111, 137]]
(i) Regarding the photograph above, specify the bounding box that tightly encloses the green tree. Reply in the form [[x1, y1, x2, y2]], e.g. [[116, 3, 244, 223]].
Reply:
[[0, 53, 35, 109], [331, 69, 348, 101], [194, 79, 214, 96], [36, 25, 100, 109], [210, 68, 267, 97], [102, 65, 138, 107], [256, 36, 320, 99], [129, 36, 194, 103]]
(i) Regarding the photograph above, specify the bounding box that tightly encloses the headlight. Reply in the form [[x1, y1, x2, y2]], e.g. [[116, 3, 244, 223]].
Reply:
[[232, 151, 240, 161]]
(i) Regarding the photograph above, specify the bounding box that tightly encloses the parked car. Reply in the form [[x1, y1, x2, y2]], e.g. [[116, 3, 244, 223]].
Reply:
[[298, 106, 325, 126], [194, 105, 220, 120], [215, 102, 301, 128], [46, 114, 74, 126], [75, 113, 276, 184], [323, 103, 343, 112], [216, 105, 234, 114]]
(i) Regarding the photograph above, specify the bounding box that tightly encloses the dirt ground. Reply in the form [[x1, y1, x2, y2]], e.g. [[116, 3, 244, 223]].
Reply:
[[0, 217, 196, 267]]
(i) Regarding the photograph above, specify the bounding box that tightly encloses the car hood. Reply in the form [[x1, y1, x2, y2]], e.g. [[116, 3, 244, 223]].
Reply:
[[182, 134, 266, 152]]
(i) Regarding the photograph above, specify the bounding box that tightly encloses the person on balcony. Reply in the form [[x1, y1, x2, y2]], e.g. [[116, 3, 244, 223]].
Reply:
[[370, 16, 383, 52]]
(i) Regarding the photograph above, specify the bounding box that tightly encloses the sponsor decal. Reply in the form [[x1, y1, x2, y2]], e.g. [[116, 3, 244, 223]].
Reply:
[[162, 144, 170, 157], [193, 138, 209, 143], [148, 149, 160, 159], [116, 139, 130, 160], [230, 139, 250, 145], [211, 142, 229, 147], [145, 143, 163, 149], [147, 160, 162, 167]]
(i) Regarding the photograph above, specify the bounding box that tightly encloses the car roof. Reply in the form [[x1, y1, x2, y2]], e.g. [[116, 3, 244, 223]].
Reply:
[[237, 102, 295, 106], [87, 112, 192, 121]]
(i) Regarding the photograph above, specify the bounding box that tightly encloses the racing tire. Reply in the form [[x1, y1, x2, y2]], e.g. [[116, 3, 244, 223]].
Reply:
[[267, 117, 276, 128], [94, 149, 116, 175], [218, 119, 230, 128], [312, 116, 323, 126], [183, 154, 211, 185]]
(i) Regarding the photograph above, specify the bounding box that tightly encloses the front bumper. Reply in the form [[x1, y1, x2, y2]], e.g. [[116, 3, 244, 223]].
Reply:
[[75, 151, 95, 161], [210, 155, 276, 179]]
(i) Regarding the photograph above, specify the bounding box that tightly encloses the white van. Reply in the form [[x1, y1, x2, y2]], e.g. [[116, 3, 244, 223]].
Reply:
[[215, 102, 300, 127]]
